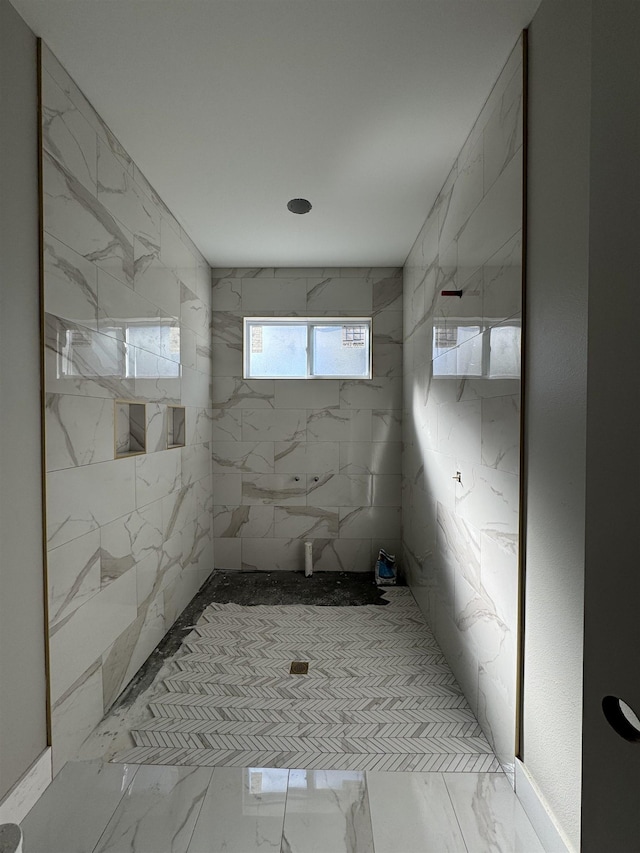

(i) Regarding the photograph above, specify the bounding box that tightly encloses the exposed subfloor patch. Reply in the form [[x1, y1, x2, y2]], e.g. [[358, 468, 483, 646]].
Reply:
[[112, 586, 500, 773]]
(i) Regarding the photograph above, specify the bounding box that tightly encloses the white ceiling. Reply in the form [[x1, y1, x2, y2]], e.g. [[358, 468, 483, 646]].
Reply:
[[11, 0, 539, 268]]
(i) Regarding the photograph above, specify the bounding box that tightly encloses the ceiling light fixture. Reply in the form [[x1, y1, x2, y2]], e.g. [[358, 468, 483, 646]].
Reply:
[[287, 198, 312, 214]]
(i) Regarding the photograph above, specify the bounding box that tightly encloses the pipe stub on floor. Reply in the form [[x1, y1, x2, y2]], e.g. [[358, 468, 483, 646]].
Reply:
[[0, 824, 23, 853]]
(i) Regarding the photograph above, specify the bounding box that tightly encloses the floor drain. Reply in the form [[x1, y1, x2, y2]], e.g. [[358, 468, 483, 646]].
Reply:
[[290, 661, 309, 675]]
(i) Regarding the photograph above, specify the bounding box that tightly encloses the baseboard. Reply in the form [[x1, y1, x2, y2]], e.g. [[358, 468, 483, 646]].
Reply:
[[0, 748, 52, 825], [515, 758, 573, 852]]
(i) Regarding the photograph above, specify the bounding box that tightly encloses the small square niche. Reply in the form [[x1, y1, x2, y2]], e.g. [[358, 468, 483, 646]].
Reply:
[[114, 401, 146, 458], [167, 405, 186, 448]]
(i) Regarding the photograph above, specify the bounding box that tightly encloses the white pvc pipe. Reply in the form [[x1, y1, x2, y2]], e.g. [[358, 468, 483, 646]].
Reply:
[[304, 541, 313, 577]]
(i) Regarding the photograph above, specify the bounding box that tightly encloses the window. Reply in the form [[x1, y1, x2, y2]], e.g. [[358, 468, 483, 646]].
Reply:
[[244, 317, 372, 379]]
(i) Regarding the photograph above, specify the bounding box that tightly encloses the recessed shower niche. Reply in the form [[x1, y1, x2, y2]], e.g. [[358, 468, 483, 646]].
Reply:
[[114, 401, 146, 458], [167, 405, 186, 448]]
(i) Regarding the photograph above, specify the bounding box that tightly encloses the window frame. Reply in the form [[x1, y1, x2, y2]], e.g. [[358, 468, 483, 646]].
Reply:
[[243, 316, 373, 380]]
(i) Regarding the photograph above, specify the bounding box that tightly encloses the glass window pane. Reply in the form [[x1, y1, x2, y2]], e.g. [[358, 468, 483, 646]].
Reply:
[[311, 324, 370, 377], [247, 323, 307, 377], [489, 324, 521, 378]]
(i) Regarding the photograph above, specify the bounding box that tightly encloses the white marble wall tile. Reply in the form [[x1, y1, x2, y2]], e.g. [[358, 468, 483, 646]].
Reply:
[[242, 408, 306, 442], [307, 473, 372, 507], [133, 257, 181, 318], [93, 766, 212, 853], [211, 310, 243, 348], [282, 769, 373, 853], [181, 283, 209, 337], [242, 474, 307, 506], [339, 506, 401, 540], [100, 502, 164, 585], [186, 407, 212, 445], [44, 152, 135, 287], [306, 276, 372, 312], [372, 273, 403, 313], [22, 759, 138, 853], [49, 568, 137, 704], [213, 505, 274, 539], [307, 408, 371, 442], [163, 566, 205, 628], [437, 399, 482, 464], [212, 441, 274, 473], [213, 473, 242, 505], [212, 377, 274, 409], [274, 441, 339, 474], [274, 505, 339, 539], [208, 341, 242, 377], [372, 342, 402, 378], [48, 530, 102, 630], [44, 235, 99, 326], [47, 457, 136, 549], [97, 269, 167, 345], [42, 67, 97, 193], [97, 138, 160, 247], [135, 448, 181, 507], [187, 766, 287, 853], [371, 475, 402, 507], [440, 134, 484, 256], [145, 403, 166, 453], [339, 441, 401, 475], [372, 310, 403, 345], [274, 379, 339, 409], [213, 537, 242, 569], [211, 278, 242, 310], [46, 393, 113, 471], [160, 217, 195, 280], [161, 485, 195, 541], [455, 464, 519, 535], [457, 153, 522, 276], [311, 538, 372, 572], [211, 267, 271, 279], [483, 231, 522, 324], [196, 337, 212, 376], [181, 442, 211, 486], [368, 771, 466, 853], [481, 394, 520, 474], [484, 63, 524, 194], [180, 366, 209, 408], [340, 377, 401, 410], [49, 664, 105, 775], [242, 277, 308, 311], [242, 538, 304, 571], [178, 324, 197, 370], [116, 592, 167, 693]]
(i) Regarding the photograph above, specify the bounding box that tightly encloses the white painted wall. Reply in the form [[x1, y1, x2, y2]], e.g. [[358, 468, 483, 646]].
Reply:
[[581, 3, 640, 849], [523, 3, 590, 849], [0, 0, 49, 801]]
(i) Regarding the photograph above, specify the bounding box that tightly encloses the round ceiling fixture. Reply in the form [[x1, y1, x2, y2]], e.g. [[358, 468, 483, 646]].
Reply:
[[287, 198, 312, 214]]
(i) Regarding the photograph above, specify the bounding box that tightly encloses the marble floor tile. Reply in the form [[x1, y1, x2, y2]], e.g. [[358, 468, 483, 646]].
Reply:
[[92, 765, 212, 853], [443, 772, 545, 852], [21, 760, 138, 853], [186, 766, 288, 853], [281, 769, 374, 853], [367, 771, 467, 853]]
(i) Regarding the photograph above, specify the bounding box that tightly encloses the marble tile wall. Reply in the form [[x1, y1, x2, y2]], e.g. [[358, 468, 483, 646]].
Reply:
[[41, 44, 214, 772], [210, 267, 403, 571], [402, 37, 523, 775]]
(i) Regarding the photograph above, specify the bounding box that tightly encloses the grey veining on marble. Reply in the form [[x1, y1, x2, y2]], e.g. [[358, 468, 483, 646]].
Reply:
[[402, 36, 523, 774], [41, 44, 214, 771]]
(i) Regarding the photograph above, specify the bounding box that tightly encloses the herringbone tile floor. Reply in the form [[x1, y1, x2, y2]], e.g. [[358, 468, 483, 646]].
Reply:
[[114, 588, 500, 772]]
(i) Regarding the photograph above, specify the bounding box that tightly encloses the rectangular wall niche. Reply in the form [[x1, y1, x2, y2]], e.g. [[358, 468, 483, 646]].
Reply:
[[114, 401, 146, 458], [167, 405, 186, 448]]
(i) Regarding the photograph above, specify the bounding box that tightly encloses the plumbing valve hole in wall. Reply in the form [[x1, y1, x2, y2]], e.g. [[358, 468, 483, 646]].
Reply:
[[602, 696, 640, 741]]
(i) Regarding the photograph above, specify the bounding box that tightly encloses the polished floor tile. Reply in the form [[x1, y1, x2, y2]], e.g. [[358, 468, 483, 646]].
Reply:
[[186, 766, 288, 853], [21, 760, 138, 853], [92, 765, 212, 853], [281, 769, 374, 853], [443, 772, 545, 852], [367, 770, 467, 852]]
